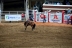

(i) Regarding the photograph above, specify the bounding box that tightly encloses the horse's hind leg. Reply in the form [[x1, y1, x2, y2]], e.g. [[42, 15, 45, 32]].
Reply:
[[32, 28, 33, 31], [32, 26, 34, 31]]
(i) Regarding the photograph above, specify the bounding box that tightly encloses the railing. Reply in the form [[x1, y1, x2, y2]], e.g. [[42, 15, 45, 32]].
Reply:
[[0, 11, 33, 22], [1, 11, 25, 19], [1, 11, 25, 15], [1, 11, 33, 15]]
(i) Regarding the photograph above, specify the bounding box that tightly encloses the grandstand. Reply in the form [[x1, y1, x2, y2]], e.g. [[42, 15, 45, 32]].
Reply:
[[0, 0, 72, 11]]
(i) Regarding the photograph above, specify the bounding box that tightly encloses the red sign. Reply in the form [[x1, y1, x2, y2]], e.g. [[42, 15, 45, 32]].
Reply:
[[54, 15, 58, 19]]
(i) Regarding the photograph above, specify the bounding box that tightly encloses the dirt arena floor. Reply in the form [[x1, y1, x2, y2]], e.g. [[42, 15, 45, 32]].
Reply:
[[0, 22, 72, 48]]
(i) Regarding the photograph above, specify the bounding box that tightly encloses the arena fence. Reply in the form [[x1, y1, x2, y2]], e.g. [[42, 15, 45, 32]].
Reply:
[[0, 11, 33, 23], [33, 10, 72, 24], [0, 10, 72, 24]]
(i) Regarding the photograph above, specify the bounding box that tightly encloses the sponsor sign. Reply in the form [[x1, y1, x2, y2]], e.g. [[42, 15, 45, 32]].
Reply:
[[49, 13, 62, 23], [36, 12, 48, 22], [64, 14, 72, 23], [5, 14, 21, 21]]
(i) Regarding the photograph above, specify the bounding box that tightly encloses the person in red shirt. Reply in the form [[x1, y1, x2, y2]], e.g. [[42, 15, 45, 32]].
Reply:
[[70, 16, 72, 25], [21, 13, 25, 21]]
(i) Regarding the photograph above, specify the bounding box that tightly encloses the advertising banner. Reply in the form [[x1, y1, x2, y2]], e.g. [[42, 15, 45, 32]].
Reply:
[[49, 12, 62, 23], [63, 14, 72, 23], [5, 14, 21, 21], [36, 12, 48, 22]]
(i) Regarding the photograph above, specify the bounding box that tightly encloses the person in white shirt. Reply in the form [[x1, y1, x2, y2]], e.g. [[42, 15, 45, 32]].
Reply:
[[66, 8, 71, 14], [67, 14, 71, 24]]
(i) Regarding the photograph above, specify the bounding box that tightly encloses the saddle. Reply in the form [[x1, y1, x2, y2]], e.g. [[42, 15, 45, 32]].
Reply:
[[26, 20, 33, 25]]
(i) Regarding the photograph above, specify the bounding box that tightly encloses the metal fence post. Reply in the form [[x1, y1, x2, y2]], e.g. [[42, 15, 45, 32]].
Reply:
[[17, 11, 18, 15], [0, 10, 1, 23], [9, 11, 11, 23], [0, 15, 1, 23], [25, 0, 29, 21]]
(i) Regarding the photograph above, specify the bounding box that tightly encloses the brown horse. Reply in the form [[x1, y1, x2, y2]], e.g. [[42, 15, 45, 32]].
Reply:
[[24, 21, 36, 31]]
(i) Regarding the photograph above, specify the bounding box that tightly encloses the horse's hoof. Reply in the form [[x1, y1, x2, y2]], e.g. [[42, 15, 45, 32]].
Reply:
[[25, 28, 26, 30], [32, 29, 33, 31]]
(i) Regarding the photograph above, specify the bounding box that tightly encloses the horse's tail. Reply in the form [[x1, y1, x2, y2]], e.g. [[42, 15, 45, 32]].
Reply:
[[33, 24, 36, 29]]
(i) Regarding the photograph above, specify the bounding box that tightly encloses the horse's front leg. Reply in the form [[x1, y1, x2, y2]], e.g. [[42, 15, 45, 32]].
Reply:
[[31, 26, 33, 31], [25, 26, 27, 30]]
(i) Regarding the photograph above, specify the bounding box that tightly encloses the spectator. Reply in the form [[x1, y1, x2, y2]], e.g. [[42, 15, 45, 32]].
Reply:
[[43, 15, 46, 23], [67, 14, 71, 24], [70, 15, 72, 25], [66, 8, 71, 14], [21, 13, 25, 21]]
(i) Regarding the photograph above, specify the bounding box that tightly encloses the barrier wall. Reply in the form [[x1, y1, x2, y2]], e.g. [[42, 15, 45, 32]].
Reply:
[[33, 10, 71, 24], [5, 14, 21, 21], [35, 12, 48, 22], [49, 12, 62, 23], [1, 10, 71, 23], [63, 14, 72, 23]]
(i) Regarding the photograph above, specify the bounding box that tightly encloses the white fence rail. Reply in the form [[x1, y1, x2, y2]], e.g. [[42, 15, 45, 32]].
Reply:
[[0, 11, 33, 23], [1, 11, 25, 22], [1, 11, 25, 15]]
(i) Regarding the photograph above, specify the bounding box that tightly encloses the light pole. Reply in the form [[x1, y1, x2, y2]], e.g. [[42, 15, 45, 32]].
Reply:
[[25, 0, 29, 21], [0, 0, 1, 23], [0, 10, 1, 23]]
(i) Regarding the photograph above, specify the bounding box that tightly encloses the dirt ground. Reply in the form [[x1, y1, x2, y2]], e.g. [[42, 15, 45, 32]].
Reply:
[[0, 22, 72, 48]]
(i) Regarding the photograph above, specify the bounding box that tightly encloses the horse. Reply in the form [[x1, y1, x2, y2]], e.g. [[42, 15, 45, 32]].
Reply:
[[24, 21, 36, 31]]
